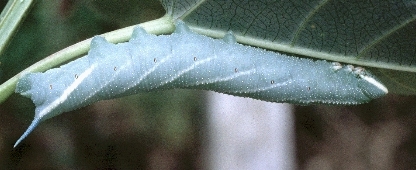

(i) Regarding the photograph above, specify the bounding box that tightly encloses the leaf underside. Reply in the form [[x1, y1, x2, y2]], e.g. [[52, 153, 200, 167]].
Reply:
[[161, 0, 416, 94]]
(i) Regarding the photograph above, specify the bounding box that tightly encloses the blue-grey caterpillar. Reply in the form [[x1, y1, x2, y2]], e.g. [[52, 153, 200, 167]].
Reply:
[[13, 21, 388, 147]]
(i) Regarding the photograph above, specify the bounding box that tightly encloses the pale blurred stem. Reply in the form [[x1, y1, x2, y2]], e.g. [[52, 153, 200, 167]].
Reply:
[[0, 15, 175, 104], [206, 92, 296, 169]]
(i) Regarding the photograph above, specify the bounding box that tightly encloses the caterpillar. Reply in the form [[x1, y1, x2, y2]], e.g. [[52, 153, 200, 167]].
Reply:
[[13, 21, 388, 147]]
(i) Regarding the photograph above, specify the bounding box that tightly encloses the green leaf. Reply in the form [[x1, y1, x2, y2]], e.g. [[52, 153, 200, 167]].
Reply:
[[0, 0, 35, 55], [160, 0, 416, 94]]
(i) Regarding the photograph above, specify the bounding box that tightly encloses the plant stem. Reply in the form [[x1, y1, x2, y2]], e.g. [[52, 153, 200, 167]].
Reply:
[[0, 0, 35, 55]]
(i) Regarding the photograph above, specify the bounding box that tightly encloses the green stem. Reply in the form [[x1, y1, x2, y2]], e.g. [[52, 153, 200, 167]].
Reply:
[[0, 0, 35, 55]]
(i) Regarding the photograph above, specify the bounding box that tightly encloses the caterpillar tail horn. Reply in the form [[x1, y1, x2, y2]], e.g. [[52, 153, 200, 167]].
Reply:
[[14, 117, 41, 148]]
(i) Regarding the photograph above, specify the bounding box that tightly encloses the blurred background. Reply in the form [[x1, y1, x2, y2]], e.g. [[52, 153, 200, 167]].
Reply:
[[0, 0, 415, 169]]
